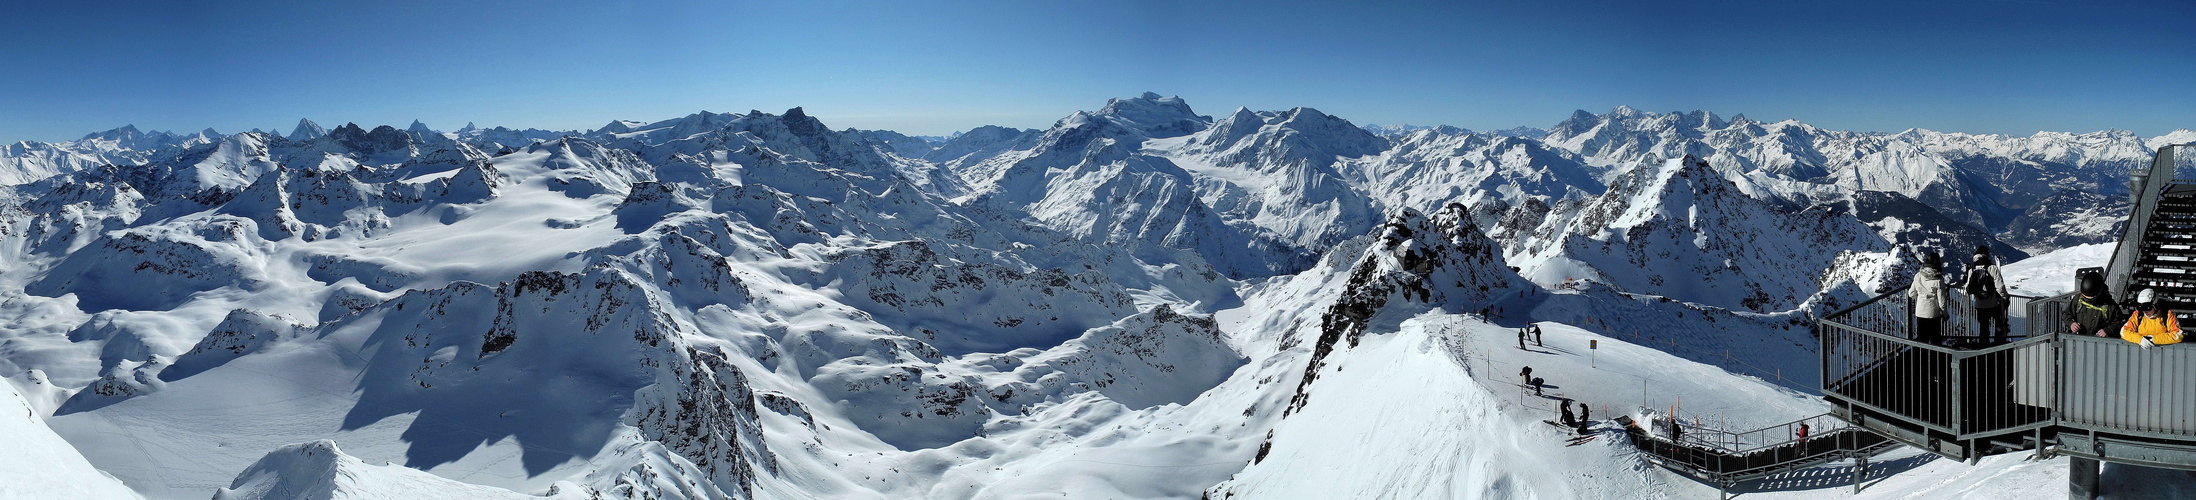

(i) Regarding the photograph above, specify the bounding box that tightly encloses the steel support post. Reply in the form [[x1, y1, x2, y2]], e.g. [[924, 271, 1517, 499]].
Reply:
[[1853, 455, 1867, 494], [2069, 456, 2100, 500]]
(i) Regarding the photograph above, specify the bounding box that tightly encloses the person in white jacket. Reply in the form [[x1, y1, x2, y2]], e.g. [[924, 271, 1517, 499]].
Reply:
[[1965, 246, 2012, 342], [1909, 251, 1950, 344]]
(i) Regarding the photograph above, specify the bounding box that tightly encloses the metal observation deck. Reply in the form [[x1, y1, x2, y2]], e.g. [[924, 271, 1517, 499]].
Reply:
[[1623, 412, 1896, 489], [1819, 145, 2196, 497]]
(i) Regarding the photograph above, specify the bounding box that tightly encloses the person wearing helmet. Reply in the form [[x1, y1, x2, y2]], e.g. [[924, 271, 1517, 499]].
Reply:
[[2120, 288, 2183, 349], [2069, 273, 2121, 338], [1907, 251, 1950, 344], [1966, 246, 2012, 342]]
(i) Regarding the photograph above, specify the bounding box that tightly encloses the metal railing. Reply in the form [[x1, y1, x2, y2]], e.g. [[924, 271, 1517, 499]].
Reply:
[[2059, 334, 2196, 441], [1820, 284, 2037, 348], [2027, 292, 2076, 338], [1626, 414, 1894, 484], [1683, 413, 1854, 456], [1821, 319, 1948, 429], [1821, 289, 2063, 439]]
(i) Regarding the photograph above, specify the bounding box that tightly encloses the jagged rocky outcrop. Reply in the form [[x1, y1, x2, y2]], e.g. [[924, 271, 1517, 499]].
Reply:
[[160, 309, 304, 381], [29, 220, 272, 311], [1287, 204, 1522, 415]]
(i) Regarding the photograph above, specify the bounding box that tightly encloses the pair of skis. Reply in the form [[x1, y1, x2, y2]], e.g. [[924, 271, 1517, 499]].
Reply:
[[1542, 420, 1600, 446]]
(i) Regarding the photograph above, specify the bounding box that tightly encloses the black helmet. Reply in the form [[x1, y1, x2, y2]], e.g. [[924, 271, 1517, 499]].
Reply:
[[2080, 274, 2105, 297], [1922, 251, 1941, 269], [1975, 245, 1991, 257]]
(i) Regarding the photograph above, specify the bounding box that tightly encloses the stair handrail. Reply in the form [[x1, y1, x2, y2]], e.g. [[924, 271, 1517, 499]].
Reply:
[[2105, 145, 2183, 297], [1628, 416, 1898, 483]]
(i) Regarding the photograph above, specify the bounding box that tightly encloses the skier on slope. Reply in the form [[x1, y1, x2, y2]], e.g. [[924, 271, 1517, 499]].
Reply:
[[1965, 246, 2012, 343], [1520, 366, 1533, 388], [1531, 324, 1544, 346], [1518, 328, 1528, 350], [1559, 400, 1577, 428]]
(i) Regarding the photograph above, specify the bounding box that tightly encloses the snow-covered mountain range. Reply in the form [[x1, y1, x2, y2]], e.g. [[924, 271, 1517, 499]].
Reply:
[[0, 94, 2188, 499]]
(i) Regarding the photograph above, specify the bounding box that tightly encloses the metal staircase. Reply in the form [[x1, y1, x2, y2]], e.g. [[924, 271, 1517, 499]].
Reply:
[[2127, 182, 2196, 322]]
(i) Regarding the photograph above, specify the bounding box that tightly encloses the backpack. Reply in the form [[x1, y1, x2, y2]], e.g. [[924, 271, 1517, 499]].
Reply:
[[1968, 267, 2003, 308]]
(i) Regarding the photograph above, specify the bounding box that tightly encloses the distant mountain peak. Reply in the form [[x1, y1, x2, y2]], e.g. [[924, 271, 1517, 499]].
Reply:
[[78, 124, 149, 142], [288, 118, 326, 141], [1096, 92, 1208, 138]]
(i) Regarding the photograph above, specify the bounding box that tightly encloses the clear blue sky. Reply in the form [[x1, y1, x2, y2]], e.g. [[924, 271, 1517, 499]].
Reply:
[[2, 0, 2191, 143]]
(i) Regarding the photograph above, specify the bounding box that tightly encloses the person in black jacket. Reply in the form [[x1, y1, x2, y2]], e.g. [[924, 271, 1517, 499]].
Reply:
[[1576, 404, 1592, 435], [2069, 273, 2121, 338], [1966, 246, 2012, 342]]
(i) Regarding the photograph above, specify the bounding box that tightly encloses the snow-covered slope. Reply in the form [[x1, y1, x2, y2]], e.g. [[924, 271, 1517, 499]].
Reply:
[[1157, 106, 1387, 251], [0, 380, 143, 499], [213, 441, 585, 500], [2001, 243, 2115, 297], [953, 94, 1313, 278]]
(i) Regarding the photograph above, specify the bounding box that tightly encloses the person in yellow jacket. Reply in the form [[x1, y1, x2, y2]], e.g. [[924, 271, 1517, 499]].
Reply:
[[2121, 288, 2183, 349]]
